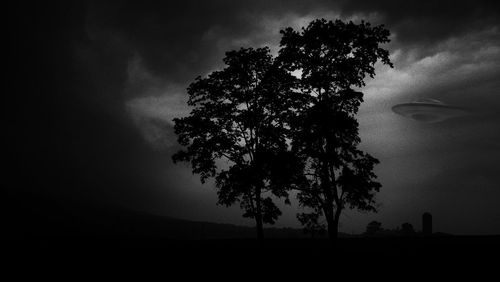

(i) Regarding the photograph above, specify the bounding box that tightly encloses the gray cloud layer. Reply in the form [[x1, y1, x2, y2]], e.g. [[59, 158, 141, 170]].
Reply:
[[12, 0, 500, 234], [85, 0, 500, 83]]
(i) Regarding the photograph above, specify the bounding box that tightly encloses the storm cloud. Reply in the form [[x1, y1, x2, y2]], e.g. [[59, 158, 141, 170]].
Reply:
[[10, 0, 500, 235]]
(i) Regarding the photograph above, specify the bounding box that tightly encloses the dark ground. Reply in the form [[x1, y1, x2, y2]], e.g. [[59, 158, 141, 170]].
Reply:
[[5, 201, 499, 258], [4, 202, 498, 275], [13, 234, 500, 255]]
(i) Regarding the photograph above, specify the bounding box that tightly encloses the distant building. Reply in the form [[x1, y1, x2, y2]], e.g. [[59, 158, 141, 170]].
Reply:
[[422, 212, 432, 235]]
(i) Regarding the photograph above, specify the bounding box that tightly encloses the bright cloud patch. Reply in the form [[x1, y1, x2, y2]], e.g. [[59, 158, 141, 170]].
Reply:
[[361, 27, 500, 115], [125, 56, 190, 150]]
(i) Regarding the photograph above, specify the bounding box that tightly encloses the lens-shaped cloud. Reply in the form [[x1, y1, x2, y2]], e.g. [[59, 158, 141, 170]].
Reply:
[[392, 98, 469, 123]]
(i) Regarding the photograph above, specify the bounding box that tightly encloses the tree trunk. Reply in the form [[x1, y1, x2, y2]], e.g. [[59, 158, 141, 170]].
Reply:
[[331, 206, 343, 246], [321, 161, 337, 245], [325, 204, 342, 246], [325, 210, 337, 245], [327, 216, 338, 241], [255, 186, 264, 241]]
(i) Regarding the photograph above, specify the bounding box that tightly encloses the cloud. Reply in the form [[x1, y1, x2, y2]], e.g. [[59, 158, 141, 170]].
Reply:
[[124, 55, 190, 149], [361, 26, 500, 110], [337, 0, 500, 45], [106, 1, 499, 233], [14, 0, 500, 234], [356, 26, 500, 234]]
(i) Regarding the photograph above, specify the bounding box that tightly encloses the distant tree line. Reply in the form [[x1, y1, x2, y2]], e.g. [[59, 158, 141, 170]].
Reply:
[[364, 221, 419, 237], [173, 18, 393, 243]]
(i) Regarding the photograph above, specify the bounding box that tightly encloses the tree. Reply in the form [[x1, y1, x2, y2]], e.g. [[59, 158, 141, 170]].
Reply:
[[365, 221, 383, 236], [400, 222, 416, 236], [172, 47, 302, 240], [278, 19, 393, 241]]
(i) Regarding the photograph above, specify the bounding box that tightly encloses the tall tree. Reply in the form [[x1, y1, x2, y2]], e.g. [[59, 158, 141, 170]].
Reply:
[[173, 47, 301, 240], [278, 19, 393, 241]]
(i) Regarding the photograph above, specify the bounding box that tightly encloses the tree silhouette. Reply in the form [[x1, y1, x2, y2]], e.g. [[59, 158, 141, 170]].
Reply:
[[172, 47, 302, 240], [400, 222, 416, 236], [278, 19, 393, 241], [365, 221, 383, 236]]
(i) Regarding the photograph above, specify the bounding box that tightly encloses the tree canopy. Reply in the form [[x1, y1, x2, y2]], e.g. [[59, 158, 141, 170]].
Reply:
[[277, 19, 393, 240], [173, 18, 393, 241], [173, 47, 302, 239]]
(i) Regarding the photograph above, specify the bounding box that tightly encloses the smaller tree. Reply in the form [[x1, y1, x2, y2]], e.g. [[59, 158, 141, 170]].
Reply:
[[400, 222, 416, 236], [297, 212, 326, 238], [365, 221, 382, 236]]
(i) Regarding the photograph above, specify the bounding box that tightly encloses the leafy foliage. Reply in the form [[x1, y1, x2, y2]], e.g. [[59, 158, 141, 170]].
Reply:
[[173, 47, 301, 230], [297, 212, 326, 237], [365, 221, 383, 235], [277, 19, 393, 238], [173, 18, 393, 240]]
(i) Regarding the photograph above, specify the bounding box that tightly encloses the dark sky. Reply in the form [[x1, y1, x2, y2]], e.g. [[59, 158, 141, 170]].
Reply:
[[11, 0, 500, 235]]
